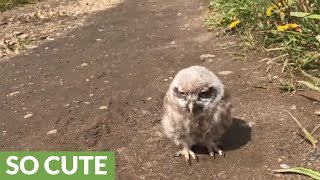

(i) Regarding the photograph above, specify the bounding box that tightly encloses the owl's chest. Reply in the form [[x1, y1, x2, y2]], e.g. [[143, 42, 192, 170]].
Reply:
[[182, 114, 213, 138]]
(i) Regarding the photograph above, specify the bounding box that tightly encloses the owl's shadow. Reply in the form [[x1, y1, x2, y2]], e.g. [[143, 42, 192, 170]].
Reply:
[[192, 118, 252, 154]]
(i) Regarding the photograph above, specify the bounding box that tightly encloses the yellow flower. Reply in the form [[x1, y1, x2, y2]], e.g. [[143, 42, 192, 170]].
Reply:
[[266, 3, 282, 16], [290, 23, 299, 29], [229, 20, 240, 29], [277, 23, 300, 32], [266, 7, 275, 16], [277, 25, 286, 31]]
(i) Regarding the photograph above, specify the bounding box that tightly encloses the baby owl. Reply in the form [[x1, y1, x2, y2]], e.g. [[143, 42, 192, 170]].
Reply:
[[162, 66, 233, 161]]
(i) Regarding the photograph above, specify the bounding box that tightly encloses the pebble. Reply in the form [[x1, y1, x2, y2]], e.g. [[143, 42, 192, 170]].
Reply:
[[218, 71, 233, 75], [291, 105, 296, 110], [147, 97, 152, 100], [46, 36, 54, 41], [80, 63, 88, 67], [99, 106, 108, 110], [8, 91, 20, 97], [46, 129, 58, 135], [200, 54, 215, 60], [24, 113, 33, 119], [280, 164, 290, 169]]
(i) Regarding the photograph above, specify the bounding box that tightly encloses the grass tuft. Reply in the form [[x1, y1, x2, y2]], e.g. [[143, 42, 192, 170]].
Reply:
[[270, 111, 320, 179], [0, 0, 37, 12], [207, 0, 320, 91], [272, 167, 320, 179]]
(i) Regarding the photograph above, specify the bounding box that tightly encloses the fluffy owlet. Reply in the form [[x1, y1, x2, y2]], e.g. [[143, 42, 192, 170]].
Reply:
[[162, 66, 233, 161]]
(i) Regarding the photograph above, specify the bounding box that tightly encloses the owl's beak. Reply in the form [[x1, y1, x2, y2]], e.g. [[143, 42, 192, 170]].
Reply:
[[188, 100, 196, 114]]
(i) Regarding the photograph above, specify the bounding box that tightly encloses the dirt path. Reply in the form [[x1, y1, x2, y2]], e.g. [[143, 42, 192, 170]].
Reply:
[[0, 0, 319, 179]]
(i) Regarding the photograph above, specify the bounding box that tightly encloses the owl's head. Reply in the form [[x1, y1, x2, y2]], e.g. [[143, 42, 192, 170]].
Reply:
[[169, 66, 225, 114]]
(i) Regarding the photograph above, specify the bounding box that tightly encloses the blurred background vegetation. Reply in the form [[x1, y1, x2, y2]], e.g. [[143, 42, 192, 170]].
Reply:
[[0, 0, 38, 12]]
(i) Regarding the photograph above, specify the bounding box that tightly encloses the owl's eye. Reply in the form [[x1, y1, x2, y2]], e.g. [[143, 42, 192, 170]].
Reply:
[[199, 91, 210, 98], [199, 87, 215, 98], [174, 87, 187, 98]]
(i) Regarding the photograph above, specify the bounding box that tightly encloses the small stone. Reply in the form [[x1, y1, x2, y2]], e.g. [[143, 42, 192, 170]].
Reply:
[[170, 41, 176, 45], [84, 102, 90, 104], [280, 164, 290, 169], [80, 63, 88, 67], [164, 79, 168, 82], [291, 105, 296, 110], [96, 39, 102, 41], [315, 110, 320, 116], [46, 129, 57, 135], [46, 36, 54, 41], [200, 54, 215, 60], [218, 71, 233, 75], [90, 94, 94, 97], [169, 77, 173, 79], [247, 122, 255, 127], [177, 13, 182, 16], [8, 91, 20, 97], [147, 97, 152, 100], [99, 106, 108, 110], [24, 113, 33, 119]]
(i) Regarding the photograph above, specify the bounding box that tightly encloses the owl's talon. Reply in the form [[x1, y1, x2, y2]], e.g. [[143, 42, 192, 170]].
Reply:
[[174, 148, 197, 161], [209, 152, 215, 157], [208, 145, 224, 157]]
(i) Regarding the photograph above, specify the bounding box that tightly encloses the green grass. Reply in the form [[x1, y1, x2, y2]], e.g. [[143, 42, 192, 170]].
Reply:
[[272, 167, 320, 179], [206, 0, 320, 91], [271, 111, 320, 179], [0, 0, 37, 12]]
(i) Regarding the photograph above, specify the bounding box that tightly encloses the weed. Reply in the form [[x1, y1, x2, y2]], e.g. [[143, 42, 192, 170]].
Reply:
[[272, 167, 320, 179], [279, 81, 296, 93], [271, 112, 320, 179], [0, 0, 37, 12], [207, 0, 320, 91]]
